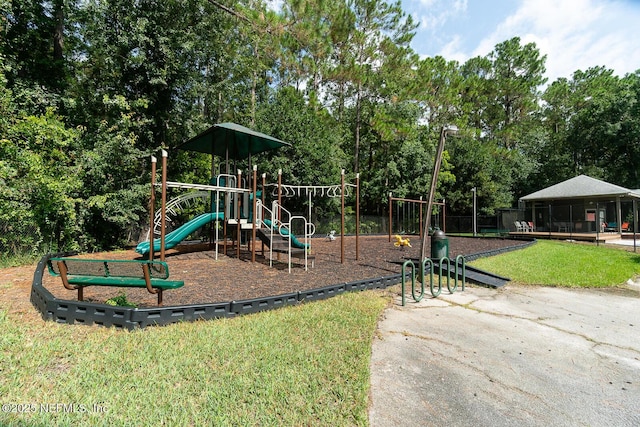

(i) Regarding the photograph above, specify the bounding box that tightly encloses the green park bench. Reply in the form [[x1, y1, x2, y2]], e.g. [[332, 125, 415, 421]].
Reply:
[[47, 258, 184, 305]]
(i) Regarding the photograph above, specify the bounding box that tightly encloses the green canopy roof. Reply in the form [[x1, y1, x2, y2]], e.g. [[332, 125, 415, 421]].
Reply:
[[177, 122, 290, 160]]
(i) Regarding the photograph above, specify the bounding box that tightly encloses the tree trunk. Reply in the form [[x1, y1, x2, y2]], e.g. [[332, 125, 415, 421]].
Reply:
[[53, 0, 64, 61], [354, 82, 362, 173]]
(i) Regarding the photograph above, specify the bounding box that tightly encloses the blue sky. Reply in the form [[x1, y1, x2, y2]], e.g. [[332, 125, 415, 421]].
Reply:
[[401, 0, 640, 82]]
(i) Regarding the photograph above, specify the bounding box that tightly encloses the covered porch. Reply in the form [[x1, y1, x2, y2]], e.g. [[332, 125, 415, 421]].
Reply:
[[509, 230, 633, 244], [519, 175, 640, 238]]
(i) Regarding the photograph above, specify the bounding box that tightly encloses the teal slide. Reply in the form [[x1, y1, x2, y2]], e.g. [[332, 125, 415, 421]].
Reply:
[[136, 212, 224, 255], [262, 219, 309, 249]]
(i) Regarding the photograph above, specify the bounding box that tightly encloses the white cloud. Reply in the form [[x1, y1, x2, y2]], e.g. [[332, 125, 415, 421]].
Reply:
[[439, 35, 467, 63], [417, 0, 439, 7], [413, 0, 468, 31], [471, 0, 640, 81]]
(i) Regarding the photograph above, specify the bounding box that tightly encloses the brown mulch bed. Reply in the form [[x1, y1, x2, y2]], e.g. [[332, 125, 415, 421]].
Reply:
[[39, 235, 529, 308]]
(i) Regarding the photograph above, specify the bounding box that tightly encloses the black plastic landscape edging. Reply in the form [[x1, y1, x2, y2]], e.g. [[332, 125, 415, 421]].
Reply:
[[30, 238, 535, 330], [462, 238, 536, 262], [30, 253, 408, 330]]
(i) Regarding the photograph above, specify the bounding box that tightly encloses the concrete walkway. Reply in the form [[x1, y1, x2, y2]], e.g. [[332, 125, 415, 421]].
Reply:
[[369, 284, 640, 426]]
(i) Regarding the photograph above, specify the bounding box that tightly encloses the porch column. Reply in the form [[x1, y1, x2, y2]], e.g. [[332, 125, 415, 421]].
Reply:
[[531, 204, 536, 230], [616, 197, 622, 233]]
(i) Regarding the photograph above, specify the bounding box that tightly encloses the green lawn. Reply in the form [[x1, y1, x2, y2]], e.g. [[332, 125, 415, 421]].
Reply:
[[470, 240, 640, 287], [0, 291, 388, 427], [2, 239, 638, 426]]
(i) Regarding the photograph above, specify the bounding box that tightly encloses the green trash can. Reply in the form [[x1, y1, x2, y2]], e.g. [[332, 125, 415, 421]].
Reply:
[[431, 229, 449, 259]]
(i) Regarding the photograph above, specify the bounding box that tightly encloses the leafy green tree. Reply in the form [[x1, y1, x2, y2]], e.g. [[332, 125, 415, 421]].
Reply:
[[537, 66, 640, 190], [76, 95, 150, 249], [273, 0, 334, 94], [486, 37, 547, 149], [413, 55, 463, 128], [564, 68, 640, 188], [0, 59, 82, 254], [454, 37, 546, 213], [254, 86, 348, 214], [326, 0, 416, 173], [1, 0, 68, 93], [69, 0, 241, 148]]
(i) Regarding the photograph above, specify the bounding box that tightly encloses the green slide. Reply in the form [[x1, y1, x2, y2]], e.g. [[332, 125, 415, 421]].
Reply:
[[136, 212, 224, 255], [262, 219, 310, 249]]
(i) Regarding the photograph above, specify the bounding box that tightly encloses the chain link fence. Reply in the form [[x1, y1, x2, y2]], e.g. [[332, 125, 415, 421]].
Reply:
[[0, 218, 49, 262], [2, 211, 531, 262]]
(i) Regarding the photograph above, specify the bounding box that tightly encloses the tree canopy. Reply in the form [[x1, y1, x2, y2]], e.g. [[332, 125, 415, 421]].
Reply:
[[1, 0, 638, 253]]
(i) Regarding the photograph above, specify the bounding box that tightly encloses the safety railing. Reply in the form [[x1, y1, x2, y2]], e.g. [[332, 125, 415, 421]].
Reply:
[[401, 255, 466, 305], [261, 200, 313, 273]]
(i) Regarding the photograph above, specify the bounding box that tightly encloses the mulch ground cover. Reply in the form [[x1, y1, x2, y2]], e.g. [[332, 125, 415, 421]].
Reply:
[[41, 235, 528, 308]]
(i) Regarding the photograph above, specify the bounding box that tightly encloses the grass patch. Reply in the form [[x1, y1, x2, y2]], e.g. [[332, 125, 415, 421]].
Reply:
[[470, 240, 640, 287], [5, 239, 637, 425], [0, 291, 388, 426], [104, 292, 138, 308]]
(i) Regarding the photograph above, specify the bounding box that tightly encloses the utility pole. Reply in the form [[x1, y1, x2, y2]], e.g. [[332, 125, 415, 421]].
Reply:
[[419, 126, 458, 261]]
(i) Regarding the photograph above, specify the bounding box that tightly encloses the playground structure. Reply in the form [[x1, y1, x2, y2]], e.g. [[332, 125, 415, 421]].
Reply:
[[387, 194, 446, 242], [136, 150, 360, 272], [29, 124, 531, 329]]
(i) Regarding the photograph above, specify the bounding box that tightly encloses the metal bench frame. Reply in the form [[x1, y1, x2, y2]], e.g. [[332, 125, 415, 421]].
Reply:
[[48, 258, 184, 305]]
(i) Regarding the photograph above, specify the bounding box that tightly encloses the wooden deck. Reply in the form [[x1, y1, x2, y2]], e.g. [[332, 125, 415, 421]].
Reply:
[[508, 231, 624, 243]]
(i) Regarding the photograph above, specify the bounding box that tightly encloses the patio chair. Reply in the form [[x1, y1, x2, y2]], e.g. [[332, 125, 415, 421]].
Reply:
[[527, 221, 535, 232], [514, 221, 524, 232]]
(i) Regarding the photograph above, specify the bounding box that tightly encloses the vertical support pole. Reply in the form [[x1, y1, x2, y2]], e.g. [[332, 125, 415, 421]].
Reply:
[[569, 205, 573, 240], [596, 202, 600, 246], [160, 150, 168, 262], [420, 128, 446, 261], [356, 173, 360, 261], [472, 188, 477, 237], [277, 169, 282, 262], [633, 199, 637, 253], [388, 193, 392, 242], [341, 169, 345, 264], [616, 197, 622, 234], [261, 173, 266, 220], [252, 165, 257, 263], [149, 155, 157, 261], [277, 169, 282, 222], [548, 204, 552, 240], [215, 188, 220, 261], [261, 173, 267, 255], [419, 196, 423, 239], [237, 169, 242, 259], [307, 189, 312, 254], [442, 198, 446, 233]]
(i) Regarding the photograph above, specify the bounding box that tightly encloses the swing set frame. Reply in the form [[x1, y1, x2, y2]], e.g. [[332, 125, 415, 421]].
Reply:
[[387, 194, 446, 243]]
